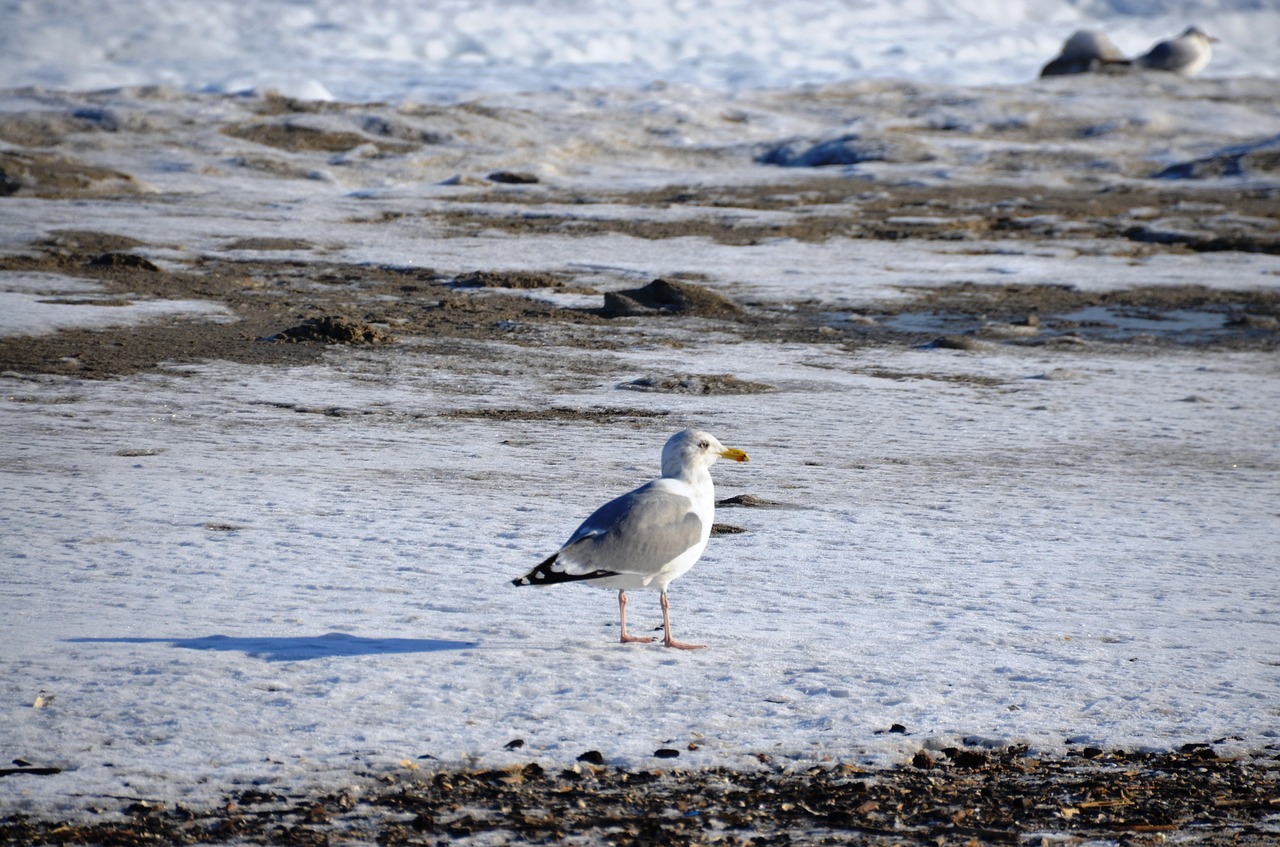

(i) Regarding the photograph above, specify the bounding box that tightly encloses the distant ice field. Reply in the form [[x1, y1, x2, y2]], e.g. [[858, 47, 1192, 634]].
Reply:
[[3, 0, 1279, 101]]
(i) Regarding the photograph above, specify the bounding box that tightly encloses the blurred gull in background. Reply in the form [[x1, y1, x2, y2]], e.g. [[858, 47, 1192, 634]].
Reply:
[[1137, 25, 1218, 76]]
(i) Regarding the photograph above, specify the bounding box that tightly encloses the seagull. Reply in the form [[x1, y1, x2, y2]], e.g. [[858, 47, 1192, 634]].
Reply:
[[1137, 26, 1218, 76], [512, 428, 749, 649], [1040, 29, 1131, 77]]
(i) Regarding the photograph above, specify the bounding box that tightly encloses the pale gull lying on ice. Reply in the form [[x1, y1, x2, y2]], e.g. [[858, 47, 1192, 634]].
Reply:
[[1137, 26, 1217, 76], [512, 428, 749, 650], [1040, 29, 1131, 77]]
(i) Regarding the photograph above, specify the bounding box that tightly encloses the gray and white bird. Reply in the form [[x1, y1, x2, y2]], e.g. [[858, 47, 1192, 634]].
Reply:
[[1040, 29, 1131, 77], [512, 428, 749, 649], [1137, 26, 1218, 76]]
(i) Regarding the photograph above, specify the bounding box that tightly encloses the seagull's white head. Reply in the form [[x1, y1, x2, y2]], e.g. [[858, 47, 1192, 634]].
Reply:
[[661, 428, 749, 480]]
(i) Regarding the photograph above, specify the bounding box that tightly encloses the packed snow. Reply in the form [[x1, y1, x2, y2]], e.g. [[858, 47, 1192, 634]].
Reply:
[[2, 0, 1279, 819]]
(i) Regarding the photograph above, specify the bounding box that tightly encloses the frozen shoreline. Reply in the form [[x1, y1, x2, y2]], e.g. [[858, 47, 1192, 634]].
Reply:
[[6, 0, 1280, 102], [3, 2, 1280, 819]]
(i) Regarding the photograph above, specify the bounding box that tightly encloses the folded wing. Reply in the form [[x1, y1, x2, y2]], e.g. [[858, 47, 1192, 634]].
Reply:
[[514, 482, 703, 586]]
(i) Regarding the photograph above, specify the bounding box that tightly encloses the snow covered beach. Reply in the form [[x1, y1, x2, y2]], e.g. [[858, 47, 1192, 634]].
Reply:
[[2, 1, 1279, 838]]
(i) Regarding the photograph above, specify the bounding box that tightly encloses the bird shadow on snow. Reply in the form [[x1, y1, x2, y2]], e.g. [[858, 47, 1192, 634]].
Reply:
[[66, 633, 477, 662]]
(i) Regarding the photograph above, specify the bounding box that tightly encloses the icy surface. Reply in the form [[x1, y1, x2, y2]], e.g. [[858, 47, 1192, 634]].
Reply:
[[0, 273, 233, 336], [3, 0, 1279, 100], [2, 0, 1279, 820], [3, 342, 1279, 814]]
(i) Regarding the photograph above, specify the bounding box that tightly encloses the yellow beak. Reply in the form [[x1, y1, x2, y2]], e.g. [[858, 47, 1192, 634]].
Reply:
[[719, 447, 749, 463]]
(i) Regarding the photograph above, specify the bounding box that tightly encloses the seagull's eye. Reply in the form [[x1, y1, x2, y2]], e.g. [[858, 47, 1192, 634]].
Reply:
[[698, 440, 709, 449]]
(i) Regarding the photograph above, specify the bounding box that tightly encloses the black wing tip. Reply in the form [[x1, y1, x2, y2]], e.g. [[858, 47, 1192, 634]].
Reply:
[[512, 553, 557, 587], [512, 554, 619, 587]]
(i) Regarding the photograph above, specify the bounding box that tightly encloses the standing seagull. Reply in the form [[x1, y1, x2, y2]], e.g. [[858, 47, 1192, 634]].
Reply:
[[512, 428, 749, 649], [1137, 26, 1218, 76]]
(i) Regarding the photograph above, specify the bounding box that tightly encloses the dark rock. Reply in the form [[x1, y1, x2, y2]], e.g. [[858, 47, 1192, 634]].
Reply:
[[453, 270, 563, 289], [946, 749, 990, 768], [222, 121, 418, 154], [601, 278, 742, 319], [1226, 313, 1280, 330], [716, 494, 779, 508], [87, 252, 160, 272], [0, 766, 62, 777], [576, 750, 605, 766], [0, 151, 141, 198], [653, 749, 681, 759], [759, 134, 937, 168], [1155, 136, 1280, 180], [224, 237, 315, 251], [926, 335, 989, 351], [269, 315, 395, 345], [487, 171, 540, 184], [620, 373, 771, 394]]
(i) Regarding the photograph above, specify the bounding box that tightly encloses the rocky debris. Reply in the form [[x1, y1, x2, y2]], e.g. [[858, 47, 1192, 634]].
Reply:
[[620, 373, 772, 395], [1123, 221, 1280, 254], [1155, 136, 1280, 180], [437, 173, 491, 187], [487, 170, 540, 184], [716, 494, 781, 508], [3, 203, 1279, 381], [38, 230, 146, 255], [436, 179, 1280, 248], [897, 283, 1280, 348], [221, 121, 419, 154], [86, 252, 161, 272], [925, 335, 994, 351], [0, 764, 61, 777], [0, 151, 141, 198], [759, 133, 939, 167], [223, 237, 316, 251], [601, 278, 743, 319], [445, 407, 668, 423], [452, 270, 564, 289], [268, 315, 395, 345], [0, 111, 112, 147], [4, 747, 1278, 846], [1228, 313, 1280, 330]]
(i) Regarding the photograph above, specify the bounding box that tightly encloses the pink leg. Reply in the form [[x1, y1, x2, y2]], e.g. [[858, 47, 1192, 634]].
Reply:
[[618, 590, 653, 644], [660, 589, 704, 650]]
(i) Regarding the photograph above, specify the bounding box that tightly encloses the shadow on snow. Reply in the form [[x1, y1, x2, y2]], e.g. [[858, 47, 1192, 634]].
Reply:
[[67, 633, 476, 661]]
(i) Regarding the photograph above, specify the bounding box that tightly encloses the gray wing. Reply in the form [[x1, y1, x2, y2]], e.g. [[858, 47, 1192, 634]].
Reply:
[[556, 481, 703, 577], [1141, 40, 1188, 69]]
